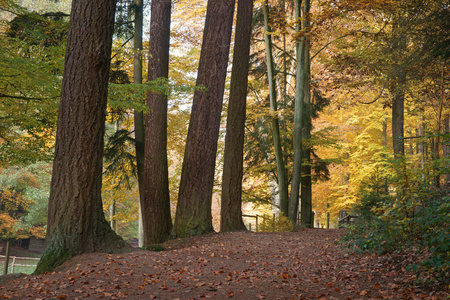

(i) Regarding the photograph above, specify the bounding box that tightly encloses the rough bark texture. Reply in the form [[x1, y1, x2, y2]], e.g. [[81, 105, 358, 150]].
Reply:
[[132, 0, 145, 247], [35, 0, 127, 274], [173, 0, 235, 238], [220, 0, 254, 233], [143, 0, 173, 245], [263, 0, 289, 217]]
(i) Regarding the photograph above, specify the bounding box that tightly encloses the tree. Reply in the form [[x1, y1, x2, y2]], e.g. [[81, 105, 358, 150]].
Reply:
[[263, 0, 289, 217], [0, 10, 67, 166], [300, 0, 313, 227], [132, 0, 145, 247], [173, 0, 235, 238], [35, 0, 127, 274], [389, 16, 406, 159], [220, 0, 254, 233], [143, 0, 173, 245], [288, 0, 305, 223]]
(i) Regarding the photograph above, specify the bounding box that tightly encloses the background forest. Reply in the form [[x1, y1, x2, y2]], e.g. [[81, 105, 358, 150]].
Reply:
[[0, 0, 449, 281]]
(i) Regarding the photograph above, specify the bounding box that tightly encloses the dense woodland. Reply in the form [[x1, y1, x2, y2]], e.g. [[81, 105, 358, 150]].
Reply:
[[0, 0, 448, 282]]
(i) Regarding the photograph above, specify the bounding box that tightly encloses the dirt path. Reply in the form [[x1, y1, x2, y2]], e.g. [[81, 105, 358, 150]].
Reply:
[[0, 229, 447, 299]]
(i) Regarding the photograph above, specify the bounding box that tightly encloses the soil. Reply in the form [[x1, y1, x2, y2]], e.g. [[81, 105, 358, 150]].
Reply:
[[0, 229, 448, 299]]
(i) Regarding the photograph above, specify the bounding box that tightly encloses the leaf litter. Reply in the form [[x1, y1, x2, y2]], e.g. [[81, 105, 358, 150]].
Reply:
[[0, 229, 448, 299]]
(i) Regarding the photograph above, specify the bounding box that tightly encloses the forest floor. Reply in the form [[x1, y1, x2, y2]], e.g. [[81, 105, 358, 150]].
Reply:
[[0, 229, 448, 299]]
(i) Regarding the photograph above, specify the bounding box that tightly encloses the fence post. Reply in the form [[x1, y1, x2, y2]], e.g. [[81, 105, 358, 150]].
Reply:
[[256, 215, 259, 232], [11, 256, 16, 273], [3, 240, 11, 275]]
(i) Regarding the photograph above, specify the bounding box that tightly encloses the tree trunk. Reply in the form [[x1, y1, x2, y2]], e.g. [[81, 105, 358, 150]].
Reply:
[[289, 0, 305, 223], [263, 0, 289, 217], [143, 0, 173, 245], [382, 118, 389, 194], [391, 73, 405, 159], [390, 19, 406, 159], [35, 0, 126, 274], [220, 0, 254, 233], [173, 0, 235, 238], [132, 0, 145, 248], [300, 0, 312, 227], [419, 117, 426, 169], [444, 116, 450, 188]]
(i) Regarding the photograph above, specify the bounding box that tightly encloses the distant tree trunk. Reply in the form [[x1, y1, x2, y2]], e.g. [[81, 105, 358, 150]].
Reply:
[[143, 0, 173, 244], [173, 0, 235, 238], [35, 0, 126, 274], [289, 0, 305, 223], [419, 117, 426, 169], [391, 75, 405, 159], [382, 118, 389, 194], [263, 0, 289, 217], [300, 0, 312, 227], [444, 116, 450, 188], [132, 0, 145, 248], [433, 65, 446, 188], [390, 18, 406, 159], [408, 129, 413, 155], [220, 0, 253, 232]]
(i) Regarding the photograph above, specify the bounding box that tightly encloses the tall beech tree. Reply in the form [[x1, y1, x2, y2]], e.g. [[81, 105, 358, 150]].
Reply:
[[300, 0, 313, 227], [173, 0, 235, 237], [35, 0, 127, 274], [220, 0, 254, 233], [132, 0, 145, 246], [289, 0, 306, 223], [143, 0, 173, 244], [263, 0, 289, 217]]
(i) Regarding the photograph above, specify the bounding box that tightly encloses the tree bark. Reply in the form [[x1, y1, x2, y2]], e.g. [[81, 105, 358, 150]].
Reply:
[[289, 0, 305, 223], [220, 0, 254, 233], [173, 0, 235, 238], [263, 0, 289, 217], [143, 0, 173, 244], [132, 0, 145, 248], [300, 0, 312, 227], [35, 0, 126, 274], [390, 18, 406, 159], [444, 116, 450, 188]]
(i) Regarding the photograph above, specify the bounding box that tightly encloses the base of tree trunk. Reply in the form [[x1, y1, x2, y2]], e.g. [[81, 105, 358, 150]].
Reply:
[[34, 227, 130, 275], [172, 218, 215, 238]]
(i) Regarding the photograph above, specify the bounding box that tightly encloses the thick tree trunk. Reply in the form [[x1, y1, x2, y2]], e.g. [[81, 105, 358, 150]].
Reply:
[[263, 0, 289, 217], [220, 0, 254, 233], [173, 0, 235, 238], [132, 0, 145, 248], [289, 0, 305, 223], [143, 0, 173, 245], [35, 0, 126, 274]]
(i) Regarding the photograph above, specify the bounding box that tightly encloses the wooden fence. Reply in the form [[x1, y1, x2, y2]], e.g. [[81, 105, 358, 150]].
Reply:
[[0, 255, 40, 275]]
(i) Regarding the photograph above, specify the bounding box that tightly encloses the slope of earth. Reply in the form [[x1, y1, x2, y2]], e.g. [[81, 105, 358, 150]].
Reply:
[[0, 229, 448, 299]]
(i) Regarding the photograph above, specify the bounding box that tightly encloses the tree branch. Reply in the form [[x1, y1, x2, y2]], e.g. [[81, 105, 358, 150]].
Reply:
[[0, 93, 43, 101]]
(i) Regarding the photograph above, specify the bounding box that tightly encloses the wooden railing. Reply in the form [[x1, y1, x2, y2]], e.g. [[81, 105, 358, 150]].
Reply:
[[338, 210, 358, 228], [0, 255, 40, 275]]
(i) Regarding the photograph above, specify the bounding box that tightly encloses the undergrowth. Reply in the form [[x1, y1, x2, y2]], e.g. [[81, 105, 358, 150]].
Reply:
[[342, 164, 450, 286]]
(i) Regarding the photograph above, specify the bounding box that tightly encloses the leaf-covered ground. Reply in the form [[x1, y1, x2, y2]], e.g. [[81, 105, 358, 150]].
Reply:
[[0, 229, 448, 299]]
